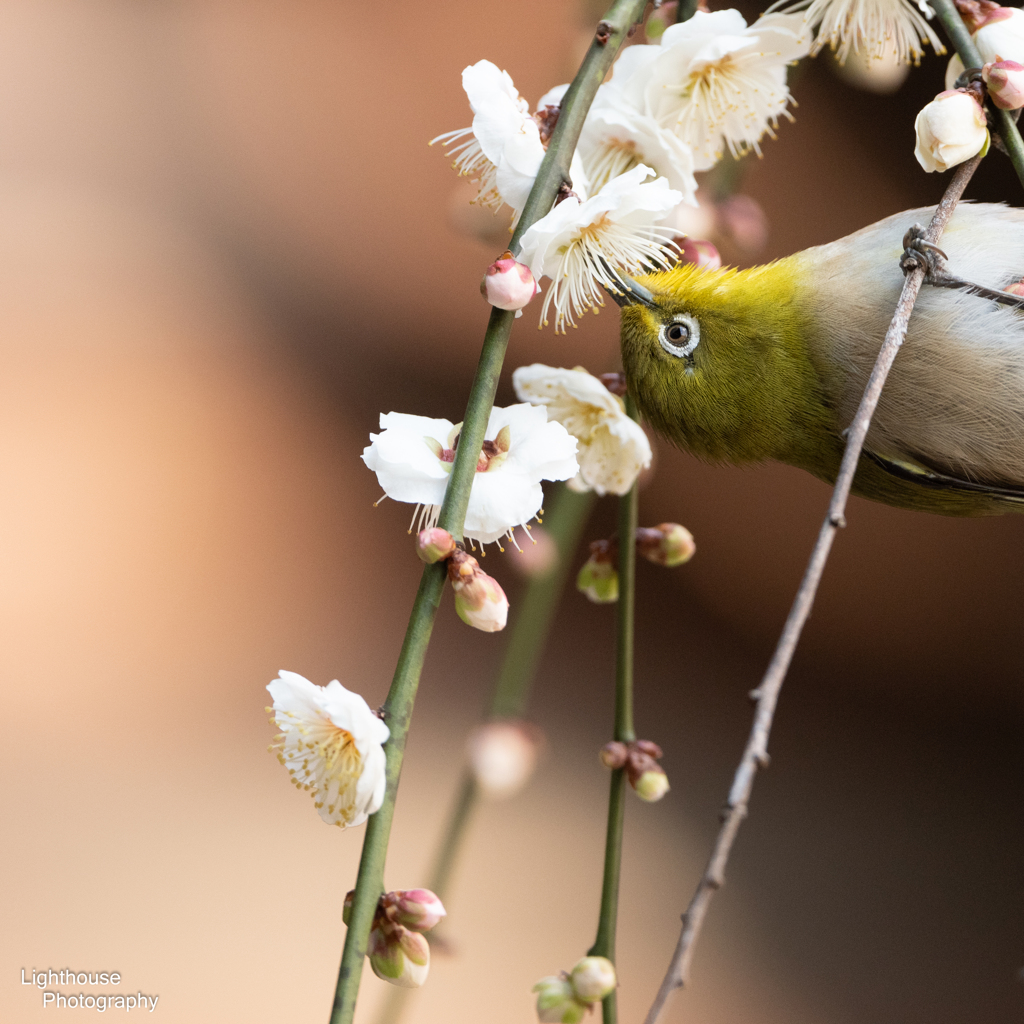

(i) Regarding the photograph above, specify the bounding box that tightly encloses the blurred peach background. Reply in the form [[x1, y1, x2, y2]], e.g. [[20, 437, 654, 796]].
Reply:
[[2, 1, 1022, 1022]]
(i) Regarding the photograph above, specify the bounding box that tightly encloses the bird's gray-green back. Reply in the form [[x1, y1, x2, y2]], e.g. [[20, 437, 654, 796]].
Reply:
[[799, 203, 1024, 489]]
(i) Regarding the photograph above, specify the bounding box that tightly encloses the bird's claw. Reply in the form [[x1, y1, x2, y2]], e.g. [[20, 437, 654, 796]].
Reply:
[[900, 222, 1024, 311], [900, 224, 948, 276]]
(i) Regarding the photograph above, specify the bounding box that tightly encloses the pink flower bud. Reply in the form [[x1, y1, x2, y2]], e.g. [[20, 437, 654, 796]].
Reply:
[[468, 720, 543, 798], [368, 920, 430, 989], [958, 0, 1005, 34], [569, 956, 617, 1003], [973, 6, 1024, 64], [415, 527, 456, 563], [633, 766, 670, 802], [914, 90, 989, 173], [481, 250, 539, 311], [678, 237, 721, 270], [716, 194, 769, 255], [636, 523, 696, 567], [448, 551, 509, 632], [599, 741, 629, 769], [383, 889, 447, 932], [533, 977, 586, 1024], [983, 59, 1024, 108]]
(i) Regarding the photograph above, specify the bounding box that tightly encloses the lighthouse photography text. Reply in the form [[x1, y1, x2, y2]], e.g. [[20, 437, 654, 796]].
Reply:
[[20, 970, 158, 1013]]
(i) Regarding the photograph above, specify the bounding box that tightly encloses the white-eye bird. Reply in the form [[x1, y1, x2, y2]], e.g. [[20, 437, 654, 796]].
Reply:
[[617, 202, 1024, 516]]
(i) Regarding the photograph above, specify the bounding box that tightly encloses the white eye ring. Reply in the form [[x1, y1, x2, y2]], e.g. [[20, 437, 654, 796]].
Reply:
[[659, 315, 700, 359]]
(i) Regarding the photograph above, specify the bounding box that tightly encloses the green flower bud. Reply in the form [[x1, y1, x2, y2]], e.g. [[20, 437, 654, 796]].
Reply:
[[577, 555, 618, 603], [533, 976, 586, 1024], [634, 767, 670, 802], [368, 921, 430, 989], [636, 523, 695, 567], [569, 956, 617, 1002]]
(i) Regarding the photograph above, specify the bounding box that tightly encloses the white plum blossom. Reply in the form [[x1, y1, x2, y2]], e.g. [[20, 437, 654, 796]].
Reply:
[[794, 0, 944, 65], [517, 164, 681, 332], [432, 61, 589, 216], [361, 405, 578, 547], [578, 83, 698, 200], [630, 10, 812, 169], [513, 364, 652, 495], [914, 89, 990, 173], [267, 671, 389, 828], [432, 60, 542, 213]]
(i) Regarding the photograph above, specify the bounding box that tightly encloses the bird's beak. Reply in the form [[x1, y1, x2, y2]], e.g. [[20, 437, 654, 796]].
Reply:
[[604, 272, 655, 308]]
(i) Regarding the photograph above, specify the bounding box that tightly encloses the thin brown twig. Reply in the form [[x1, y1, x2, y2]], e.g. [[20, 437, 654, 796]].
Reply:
[[641, 153, 982, 1024]]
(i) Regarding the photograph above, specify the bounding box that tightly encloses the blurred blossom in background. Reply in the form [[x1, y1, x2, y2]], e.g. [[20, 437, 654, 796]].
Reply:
[[2, 1, 1023, 1023]]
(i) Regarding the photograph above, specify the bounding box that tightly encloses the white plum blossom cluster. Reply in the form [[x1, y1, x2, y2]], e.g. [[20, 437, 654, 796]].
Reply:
[[344, 888, 447, 989], [363, 367, 661, 545], [435, 11, 810, 331]]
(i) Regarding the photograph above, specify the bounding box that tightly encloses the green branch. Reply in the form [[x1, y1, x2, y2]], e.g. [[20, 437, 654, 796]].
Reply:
[[372, 484, 596, 1024], [930, 0, 1024, 190], [328, 3, 649, 1021], [587, 396, 639, 1024]]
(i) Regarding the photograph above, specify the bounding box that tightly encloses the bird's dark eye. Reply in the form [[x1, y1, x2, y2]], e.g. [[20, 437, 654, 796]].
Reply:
[[658, 314, 700, 360]]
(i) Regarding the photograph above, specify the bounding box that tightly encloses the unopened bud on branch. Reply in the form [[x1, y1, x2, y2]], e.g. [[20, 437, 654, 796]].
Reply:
[[368, 921, 431, 988], [569, 956, 617, 1003], [577, 538, 618, 603], [983, 59, 1024, 108], [416, 527, 456, 563], [382, 889, 447, 933], [533, 977, 586, 1024], [599, 741, 629, 769], [636, 523, 695, 567], [972, 5, 1024, 64], [481, 251, 540, 311], [914, 89, 989, 173], [634, 766, 671, 802], [600, 739, 671, 802], [448, 550, 509, 631]]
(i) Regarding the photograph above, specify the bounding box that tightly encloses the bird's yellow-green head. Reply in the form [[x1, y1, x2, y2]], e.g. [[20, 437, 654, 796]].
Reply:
[[618, 258, 840, 475]]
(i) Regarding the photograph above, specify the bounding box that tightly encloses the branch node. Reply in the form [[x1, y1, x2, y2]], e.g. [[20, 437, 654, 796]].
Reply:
[[748, 687, 762, 703], [829, 512, 847, 528], [595, 20, 613, 45]]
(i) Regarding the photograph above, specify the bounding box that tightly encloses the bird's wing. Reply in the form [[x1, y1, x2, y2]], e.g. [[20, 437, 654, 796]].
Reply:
[[804, 203, 1024, 489], [863, 449, 1024, 504]]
